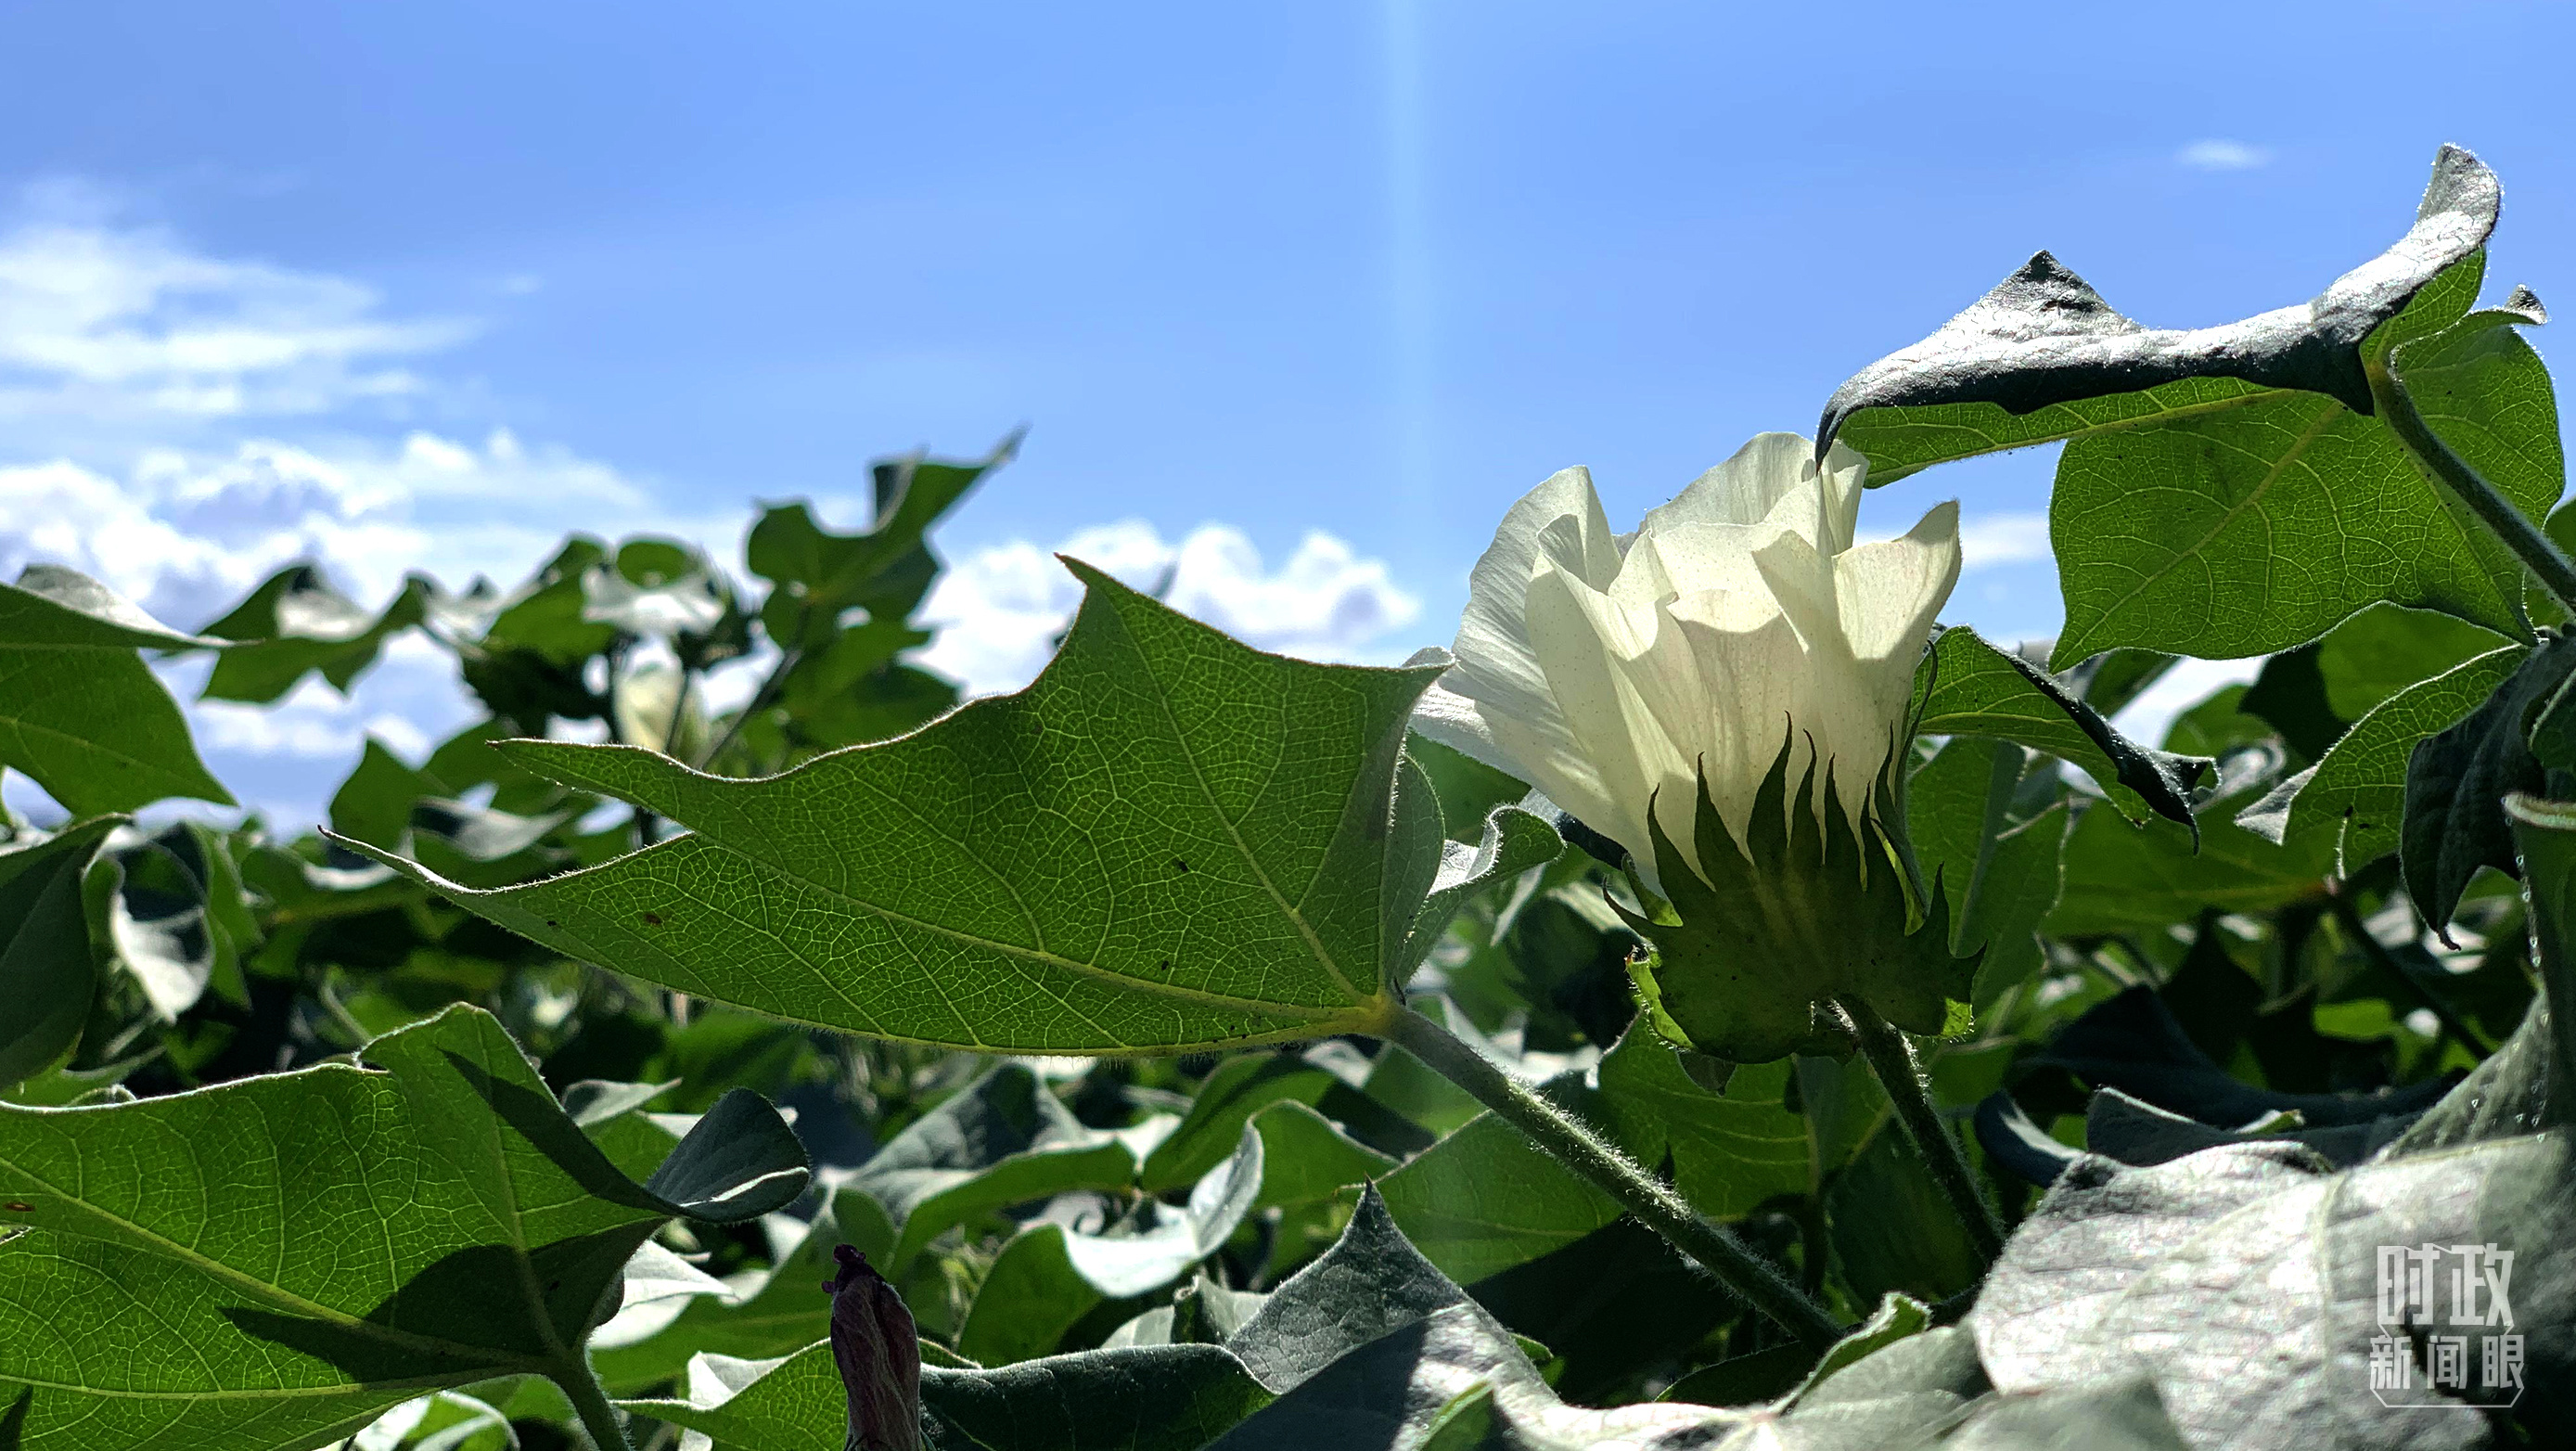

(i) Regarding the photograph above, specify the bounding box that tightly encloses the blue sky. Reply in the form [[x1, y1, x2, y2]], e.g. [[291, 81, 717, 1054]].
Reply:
[[3, 0, 2570, 821]]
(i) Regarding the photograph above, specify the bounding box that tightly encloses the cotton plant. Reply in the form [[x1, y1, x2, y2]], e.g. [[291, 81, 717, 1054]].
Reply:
[[6, 144, 2575, 1451]]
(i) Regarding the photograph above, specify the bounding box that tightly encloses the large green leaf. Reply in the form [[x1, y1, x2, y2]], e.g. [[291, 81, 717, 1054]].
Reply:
[[1225, 1185, 1477, 1394], [1378, 1109, 1621, 1287], [2047, 785, 2334, 938], [1826, 148, 2566, 664], [2402, 634, 2576, 931], [623, 1337, 1272, 1451], [1210, 1201, 1766, 1445], [0, 1004, 808, 1450], [1593, 1027, 1813, 1216], [2049, 284, 2557, 666], [1229, 1275, 2178, 1449], [200, 563, 431, 703], [1210, 1303, 1747, 1450], [352, 566, 1556, 1054], [1905, 738, 2070, 1008], [2240, 645, 2524, 875], [0, 818, 120, 1085], [1206, 1201, 2038, 1451], [0, 565, 231, 813], [1911, 626, 2208, 828], [2315, 603, 2509, 722]]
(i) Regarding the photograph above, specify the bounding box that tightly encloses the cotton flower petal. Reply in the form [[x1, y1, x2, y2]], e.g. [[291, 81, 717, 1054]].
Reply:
[[1660, 597, 1811, 853], [1637, 432, 1815, 533], [1747, 524, 1846, 659], [1608, 520, 1778, 607], [1448, 465, 1613, 730], [1486, 706, 1622, 852], [1521, 559, 1676, 863], [1408, 676, 1509, 768], [1412, 673, 1609, 818], [1817, 439, 1869, 555], [1836, 500, 1962, 672], [1754, 525, 1925, 831]]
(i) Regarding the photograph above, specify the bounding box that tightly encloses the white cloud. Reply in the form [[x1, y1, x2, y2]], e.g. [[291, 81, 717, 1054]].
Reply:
[[2176, 139, 2271, 173], [1860, 509, 2049, 572], [1957, 510, 2051, 570], [920, 521, 1422, 695], [0, 423, 737, 828], [0, 429, 684, 632], [0, 202, 472, 422]]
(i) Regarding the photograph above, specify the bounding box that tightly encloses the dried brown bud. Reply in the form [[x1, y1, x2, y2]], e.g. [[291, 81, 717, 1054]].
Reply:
[[825, 1244, 921, 1451]]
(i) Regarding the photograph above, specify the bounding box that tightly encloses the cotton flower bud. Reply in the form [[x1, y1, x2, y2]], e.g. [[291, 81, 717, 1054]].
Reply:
[[826, 1244, 921, 1451]]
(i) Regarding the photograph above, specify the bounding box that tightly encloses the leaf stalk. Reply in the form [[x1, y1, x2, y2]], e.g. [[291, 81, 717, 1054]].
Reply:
[[695, 642, 803, 773], [2372, 359, 2576, 618], [1837, 996, 2005, 1264], [560, 1366, 637, 1451], [1384, 1006, 1843, 1350]]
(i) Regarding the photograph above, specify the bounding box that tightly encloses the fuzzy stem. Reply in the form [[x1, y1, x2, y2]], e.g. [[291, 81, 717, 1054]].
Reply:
[[697, 642, 806, 772], [1385, 1007, 1842, 1349], [1838, 997, 2005, 1264], [560, 1368, 635, 1451], [2372, 358, 2576, 618]]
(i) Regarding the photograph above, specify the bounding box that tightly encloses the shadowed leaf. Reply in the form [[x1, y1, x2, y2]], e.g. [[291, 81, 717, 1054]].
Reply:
[[1911, 626, 2208, 829], [622, 1338, 1271, 1451], [0, 818, 121, 1085], [0, 566, 231, 813], [0, 1004, 807, 1450]]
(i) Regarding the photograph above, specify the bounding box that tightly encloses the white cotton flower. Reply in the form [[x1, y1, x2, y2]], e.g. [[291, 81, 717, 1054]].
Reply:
[[1414, 431, 1962, 897]]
